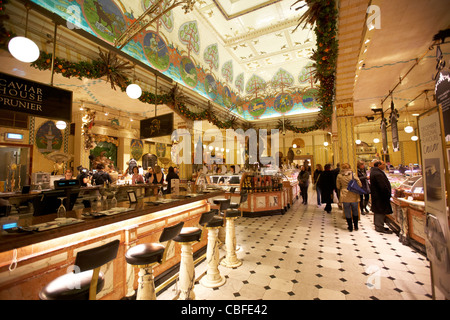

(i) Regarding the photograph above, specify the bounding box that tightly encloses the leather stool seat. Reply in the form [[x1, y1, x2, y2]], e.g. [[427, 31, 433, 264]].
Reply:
[[125, 243, 165, 266], [174, 227, 203, 243], [229, 202, 239, 209], [206, 216, 224, 228], [39, 240, 120, 300], [213, 198, 229, 206], [224, 209, 240, 218], [39, 270, 104, 300]]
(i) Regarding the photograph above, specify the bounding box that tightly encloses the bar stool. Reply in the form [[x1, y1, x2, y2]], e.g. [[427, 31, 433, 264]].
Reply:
[[220, 192, 248, 268], [39, 240, 120, 300], [213, 198, 230, 245], [198, 209, 226, 288], [173, 211, 215, 300], [125, 221, 184, 300]]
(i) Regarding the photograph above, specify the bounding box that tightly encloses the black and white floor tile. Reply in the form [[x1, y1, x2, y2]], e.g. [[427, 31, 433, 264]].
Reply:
[[159, 198, 432, 300]]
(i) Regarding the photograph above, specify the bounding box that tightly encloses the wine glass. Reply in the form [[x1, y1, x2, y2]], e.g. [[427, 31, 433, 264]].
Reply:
[[95, 194, 102, 211], [57, 197, 67, 219], [187, 181, 192, 194], [110, 190, 117, 208]]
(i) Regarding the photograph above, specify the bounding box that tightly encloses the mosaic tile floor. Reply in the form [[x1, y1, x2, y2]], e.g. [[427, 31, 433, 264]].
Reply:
[[159, 199, 433, 300]]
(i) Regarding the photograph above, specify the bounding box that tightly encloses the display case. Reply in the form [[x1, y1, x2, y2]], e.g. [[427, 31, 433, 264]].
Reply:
[[203, 169, 300, 217], [389, 173, 426, 255]]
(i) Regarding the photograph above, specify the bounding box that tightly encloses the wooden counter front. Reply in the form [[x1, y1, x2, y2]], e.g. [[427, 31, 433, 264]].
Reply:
[[389, 197, 426, 254], [0, 191, 223, 300]]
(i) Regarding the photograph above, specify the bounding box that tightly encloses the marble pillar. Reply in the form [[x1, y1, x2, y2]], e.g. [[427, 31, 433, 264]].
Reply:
[[200, 228, 226, 288], [136, 266, 157, 300], [178, 242, 196, 300], [220, 217, 242, 268]]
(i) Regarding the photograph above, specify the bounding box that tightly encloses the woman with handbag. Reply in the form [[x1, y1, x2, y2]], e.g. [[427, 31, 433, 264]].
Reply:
[[336, 163, 362, 231]]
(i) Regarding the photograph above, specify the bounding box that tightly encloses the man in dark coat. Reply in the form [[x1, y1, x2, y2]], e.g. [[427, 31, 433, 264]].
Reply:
[[317, 164, 335, 213], [369, 161, 393, 233]]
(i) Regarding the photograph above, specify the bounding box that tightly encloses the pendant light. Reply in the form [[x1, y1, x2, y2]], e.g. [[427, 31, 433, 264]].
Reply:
[[8, 4, 40, 63], [55, 120, 67, 130], [126, 65, 142, 99], [404, 102, 413, 133]]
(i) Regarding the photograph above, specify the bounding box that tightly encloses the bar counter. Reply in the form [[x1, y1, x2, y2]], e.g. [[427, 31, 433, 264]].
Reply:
[[0, 190, 224, 300]]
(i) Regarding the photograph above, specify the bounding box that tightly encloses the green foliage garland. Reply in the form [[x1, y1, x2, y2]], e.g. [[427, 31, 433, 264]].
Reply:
[[1, 0, 337, 133]]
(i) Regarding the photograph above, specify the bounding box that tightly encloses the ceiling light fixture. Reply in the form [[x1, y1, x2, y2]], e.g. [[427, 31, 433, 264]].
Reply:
[[323, 142, 329, 147], [8, 4, 40, 63], [126, 65, 142, 99], [55, 121, 67, 130], [355, 139, 361, 145], [404, 103, 413, 133], [373, 138, 380, 143], [411, 135, 418, 141]]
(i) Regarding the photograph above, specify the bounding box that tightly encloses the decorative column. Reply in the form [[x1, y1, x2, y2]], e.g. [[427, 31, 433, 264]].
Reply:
[[335, 102, 357, 170], [73, 110, 90, 170], [200, 228, 226, 288]]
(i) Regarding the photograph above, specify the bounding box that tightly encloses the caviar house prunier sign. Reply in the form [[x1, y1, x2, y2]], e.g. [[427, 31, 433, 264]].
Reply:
[[0, 72, 72, 122]]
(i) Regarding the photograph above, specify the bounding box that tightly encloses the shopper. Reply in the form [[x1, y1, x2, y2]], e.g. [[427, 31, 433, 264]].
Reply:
[[145, 167, 154, 183], [76, 166, 90, 187], [336, 163, 362, 231], [369, 160, 393, 234], [298, 165, 310, 204], [317, 164, 335, 213], [153, 165, 164, 184], [92, 163, 112, 186], [165, 166, 180, 194], [313, 164, 323, 207], [131, 166, 144, 185], [357, 160, 370, 214], [332, 163, 341, 208]]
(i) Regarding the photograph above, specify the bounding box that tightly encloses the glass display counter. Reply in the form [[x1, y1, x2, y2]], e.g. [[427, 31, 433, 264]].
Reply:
[[388, 174, 426, 255], [198, 169, 300, 217]]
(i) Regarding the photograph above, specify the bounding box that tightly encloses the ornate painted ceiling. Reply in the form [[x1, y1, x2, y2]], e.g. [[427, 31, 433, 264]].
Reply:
[[27, 0, 319, 121]]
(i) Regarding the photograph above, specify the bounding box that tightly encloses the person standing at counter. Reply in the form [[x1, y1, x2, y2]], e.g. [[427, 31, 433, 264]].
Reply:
[[298, 165, 310, 205], [92, 163, 112, 186], [131, 166, 144, 185], [336, 163, 362, 231], [313, 164, 323, 207], [317, 164, 335, 213], [145, 167, 154, 183], [357, 161, 370, 215], [370, 161, 393, 234], [76, 166, 90, 187], [165, 166, 179, 194], [153, 166, 164, 184]]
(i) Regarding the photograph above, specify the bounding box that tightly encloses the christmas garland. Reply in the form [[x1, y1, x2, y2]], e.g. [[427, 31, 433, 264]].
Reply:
[[1, 0, 337, 133], [30, 51, 238, 129], [287, 0, 338, 133]]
